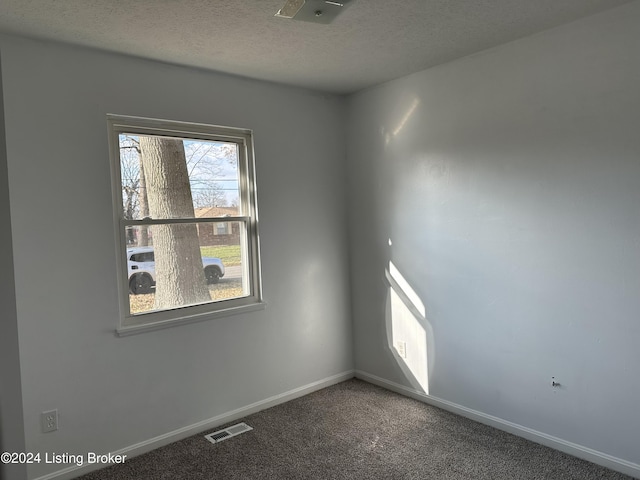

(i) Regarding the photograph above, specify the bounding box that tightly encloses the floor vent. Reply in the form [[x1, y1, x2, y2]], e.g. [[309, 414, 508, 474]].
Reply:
[[205, 422, 253, 444]]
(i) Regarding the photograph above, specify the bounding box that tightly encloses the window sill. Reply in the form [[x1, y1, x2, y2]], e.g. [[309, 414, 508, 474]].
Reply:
[[115, 301, 267, 337]]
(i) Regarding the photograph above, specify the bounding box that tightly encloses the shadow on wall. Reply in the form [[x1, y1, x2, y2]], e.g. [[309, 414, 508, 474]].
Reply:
[[384, 254, 433, 395]]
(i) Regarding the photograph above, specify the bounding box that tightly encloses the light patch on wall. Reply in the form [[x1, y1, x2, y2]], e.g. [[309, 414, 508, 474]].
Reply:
[[389, 261, 425, 317], [386, 260, 429, 394], [383, 98, 420, 145]]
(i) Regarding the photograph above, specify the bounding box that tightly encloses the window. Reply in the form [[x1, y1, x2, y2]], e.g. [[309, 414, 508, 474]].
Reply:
[[216, 222, 229, 235], [130, 252, 154, 263], [108, 115, 263, 335]]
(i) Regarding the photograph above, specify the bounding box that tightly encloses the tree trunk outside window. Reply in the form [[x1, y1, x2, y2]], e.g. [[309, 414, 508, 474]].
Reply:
[[138, 159, 150, 246], [139, 136, 210, 309]]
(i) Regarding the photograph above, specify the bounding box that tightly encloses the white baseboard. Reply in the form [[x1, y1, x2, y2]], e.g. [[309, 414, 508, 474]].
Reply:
[[33, 370, 355, 480], [355, 370, 640, 479]]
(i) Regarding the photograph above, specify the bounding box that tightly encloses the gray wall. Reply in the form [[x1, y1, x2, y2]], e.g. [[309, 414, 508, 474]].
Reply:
[[3, 2, 640, 478], [0, 35, 353, 478], [0, 52, 27, 480], [348, 1, 640, 467]]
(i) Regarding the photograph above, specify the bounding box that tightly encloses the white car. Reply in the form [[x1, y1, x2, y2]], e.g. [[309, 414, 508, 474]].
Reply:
[[127, 246, 225, 294]]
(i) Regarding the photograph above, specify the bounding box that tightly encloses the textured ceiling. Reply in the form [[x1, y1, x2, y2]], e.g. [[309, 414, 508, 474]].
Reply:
[[0, 0, 633, 94]]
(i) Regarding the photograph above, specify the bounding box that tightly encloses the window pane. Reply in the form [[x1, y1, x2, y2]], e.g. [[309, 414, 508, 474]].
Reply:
[[119, 134, 241, 221], [126, 221, 248, 315]]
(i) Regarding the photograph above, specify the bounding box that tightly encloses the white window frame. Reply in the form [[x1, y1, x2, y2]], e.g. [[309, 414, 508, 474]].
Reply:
[[107, 114, 264, 336]]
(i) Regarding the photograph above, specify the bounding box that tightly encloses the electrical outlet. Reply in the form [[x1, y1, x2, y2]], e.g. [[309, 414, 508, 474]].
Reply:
[[41, 409, 58, 433], [396, 341, 407, 359]]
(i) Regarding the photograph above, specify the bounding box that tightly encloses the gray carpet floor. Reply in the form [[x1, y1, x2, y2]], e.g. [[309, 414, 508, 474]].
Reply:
[[77, 379, 634, 479]]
